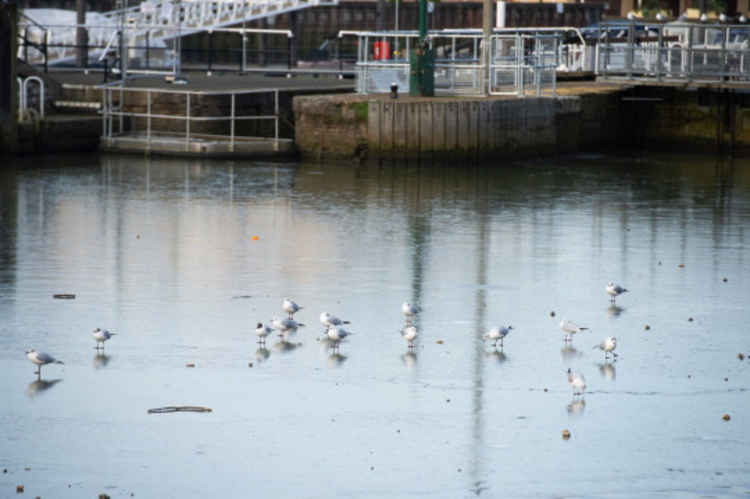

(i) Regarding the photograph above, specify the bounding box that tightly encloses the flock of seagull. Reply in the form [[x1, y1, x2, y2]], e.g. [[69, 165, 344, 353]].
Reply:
[[24, 283, 629, 398]]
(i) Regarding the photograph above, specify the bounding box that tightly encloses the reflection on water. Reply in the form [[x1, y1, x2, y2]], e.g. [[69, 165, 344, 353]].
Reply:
[[255, 347, 270, 363], [93, 353, 111, 369], [1, 153, 749, 498], [272, 340, 301, 353], [607, 305, 625, 318], [598, 362, 616, 381], [486, 349, 507, 364], [560, 345, 583, 361], [327, 352, 347, 368], [567, 398, 586, 416], [401, 351, 417, 368], [26, 379, 62, 398]]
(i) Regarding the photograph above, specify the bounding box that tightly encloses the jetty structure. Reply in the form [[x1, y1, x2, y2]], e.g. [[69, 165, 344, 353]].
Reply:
[[3, 0, 750, 160]]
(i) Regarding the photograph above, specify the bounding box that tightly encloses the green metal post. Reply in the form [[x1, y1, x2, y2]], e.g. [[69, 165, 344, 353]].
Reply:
[[409, 0, 434, 96]]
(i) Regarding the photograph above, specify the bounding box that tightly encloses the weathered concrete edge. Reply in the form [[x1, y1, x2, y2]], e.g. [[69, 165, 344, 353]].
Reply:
[[292, 93, 614, 162]]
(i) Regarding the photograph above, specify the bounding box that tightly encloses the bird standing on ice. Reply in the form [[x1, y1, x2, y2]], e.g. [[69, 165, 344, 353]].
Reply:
[[606, 282, 628, 303], [567, 368, 586, 397], [271, 317, 304, 339], [559, 319, 588, 342], [593, 336, 618, 360], [327, 326, 352, 351], [26, 349, 64, 379], [255, 323, 273, 344], [92, 328, 116, 349], [282, 298, 303, 319], [483, 326, 513, 348], [319, 312, 349, 329], [402, 325, 418, 349], [402, 302, 420, 322]]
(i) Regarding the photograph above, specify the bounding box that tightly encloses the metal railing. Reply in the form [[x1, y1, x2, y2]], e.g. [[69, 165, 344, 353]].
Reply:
[[100, 85, 283, 152], [343, 29, 561, 97], [341, 30, 488, 96], [18, 76, 45, 123], [18, 22, 295, 77], [20, 0, 337, 66], [489, 33, 558, 97], [595, 22, 750, 82]]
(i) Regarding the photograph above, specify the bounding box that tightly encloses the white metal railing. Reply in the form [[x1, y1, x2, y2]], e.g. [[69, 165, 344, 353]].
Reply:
[[489, 33, 558, 96], [343, 29, 560, 97], [595, 22, 750, 82], [18, 76, 45, 123], [100, 85, 282, 152], [19, 20, 293, 76], [20, 0, 334, 66], [341, 30, 487, 96]]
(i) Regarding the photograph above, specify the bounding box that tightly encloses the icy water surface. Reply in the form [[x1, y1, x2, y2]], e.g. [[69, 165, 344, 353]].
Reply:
[[0, 153, 749, 498]]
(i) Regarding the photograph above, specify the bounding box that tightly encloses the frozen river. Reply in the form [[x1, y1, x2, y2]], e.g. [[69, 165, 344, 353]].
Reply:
[[1, 153, 749, 498]]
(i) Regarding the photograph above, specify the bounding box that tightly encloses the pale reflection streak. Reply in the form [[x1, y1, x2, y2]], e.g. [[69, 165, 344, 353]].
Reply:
[[27, 378, 62, 398], [93, 353, 111, 369]]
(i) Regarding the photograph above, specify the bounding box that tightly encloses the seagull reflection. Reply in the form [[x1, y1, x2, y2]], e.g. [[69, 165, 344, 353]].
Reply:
[[486, 349, 508, 364], [560, 345, 583, 361], [273, 340, 301, 354], [401, 351, 417, 368], [93, 353, 111, 369], [27, 378, 62, 398], [567, 398, 586, 415], [255, 347, 270, 363], [598, 362, 616, 381], [607, 305, 624, 318], [327, 352, 348, 368]]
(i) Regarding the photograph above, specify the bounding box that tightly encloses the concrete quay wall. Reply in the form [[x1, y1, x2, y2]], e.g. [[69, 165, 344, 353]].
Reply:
[[293, 92, 622, 162], [293, 86, 750, 161]]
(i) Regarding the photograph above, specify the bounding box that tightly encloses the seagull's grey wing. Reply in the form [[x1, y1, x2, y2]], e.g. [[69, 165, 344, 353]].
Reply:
[[36, 352, 55, 363]]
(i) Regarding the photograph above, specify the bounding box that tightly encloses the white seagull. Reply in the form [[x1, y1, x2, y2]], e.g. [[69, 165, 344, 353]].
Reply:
[[25, 349, 64, 378], [483, 326, 513, 348], [402, 302, 420, 322], [319, 312, 350, 329], [567, 368, 586, 397], [92, 328, 116, 349], [606, 282, 628, 303], [282, 298, 303, 319], [271, 317, 304, 338], [327, 326, 352, 345], [402, 325, 418, 348], [560, 319, 588, 342], [593, 336, 618, 360], [255, 322, 273, 344]]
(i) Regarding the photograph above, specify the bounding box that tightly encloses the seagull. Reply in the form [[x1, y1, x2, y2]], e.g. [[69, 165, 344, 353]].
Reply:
[[560, 319, 588, 342], [255, 322, 273, 344], [327, 326, 352, 352], [25, 349, 64, 379], [319, 312, 350, 329], [483, 326, 513, 348], [92, 328, 116, 349], [271, 317, 304, 338], [402, 325, 418, 348], [606, 282, 628, 303], [327, 326, 352, 344], [593, 336, 618, 360], [282, 298, 303, 319], [402, 302, 420, 322], [567, 368, 586, 397]]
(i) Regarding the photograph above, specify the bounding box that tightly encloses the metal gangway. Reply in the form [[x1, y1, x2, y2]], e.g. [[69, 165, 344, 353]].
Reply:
[[594, 21, 750, 82], [20, 0, 338, 67]]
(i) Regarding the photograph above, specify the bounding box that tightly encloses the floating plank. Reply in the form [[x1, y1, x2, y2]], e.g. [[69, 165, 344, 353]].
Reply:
[[147, 406, 212, 414]]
